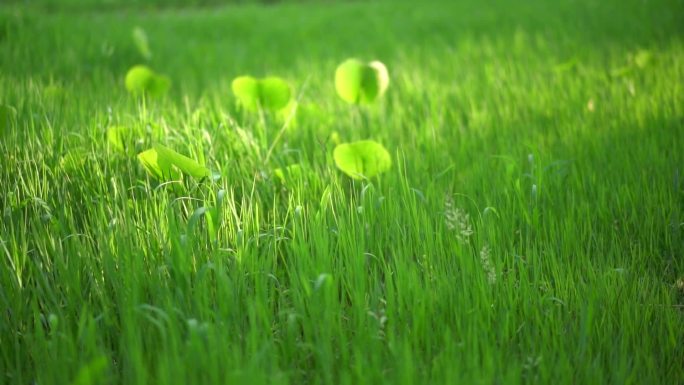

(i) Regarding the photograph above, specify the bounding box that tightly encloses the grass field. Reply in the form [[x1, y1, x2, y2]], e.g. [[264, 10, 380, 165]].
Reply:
[[1, 0, 684, 384]]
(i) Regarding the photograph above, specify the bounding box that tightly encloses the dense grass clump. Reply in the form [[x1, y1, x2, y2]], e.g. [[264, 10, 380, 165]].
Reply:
[[1, 0, 683, 384]]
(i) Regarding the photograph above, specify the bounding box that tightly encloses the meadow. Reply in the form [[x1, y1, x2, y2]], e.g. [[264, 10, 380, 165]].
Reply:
[[1, 0, 684, 384]]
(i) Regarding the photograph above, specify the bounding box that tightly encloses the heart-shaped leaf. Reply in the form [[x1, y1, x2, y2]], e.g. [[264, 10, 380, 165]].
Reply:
[[125, 65, 153, 93], [231, 75, 292, 111], [231, 76, 260, 110], [125, 65, 170, 97], [335, 58, 389, 104], [258, 77, 292, 110], [137, 144, 209, 180], [333, 140, 391, 179], [148, 75, 171, 97]]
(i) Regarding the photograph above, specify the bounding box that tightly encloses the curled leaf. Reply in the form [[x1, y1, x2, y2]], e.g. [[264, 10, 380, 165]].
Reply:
[[137, 144, 209, 180]]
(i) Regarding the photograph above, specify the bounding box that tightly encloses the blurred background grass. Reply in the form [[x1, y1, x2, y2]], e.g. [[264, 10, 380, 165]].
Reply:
[[2, 0, 342, 11], [2, 0, 682, 87]]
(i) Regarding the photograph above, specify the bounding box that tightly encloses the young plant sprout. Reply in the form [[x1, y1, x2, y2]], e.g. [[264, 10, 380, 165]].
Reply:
[[333, 140, 391, 179], [334, 58, 389, 104], [231, 75, 292, 111], [125, 65, 171, 97]]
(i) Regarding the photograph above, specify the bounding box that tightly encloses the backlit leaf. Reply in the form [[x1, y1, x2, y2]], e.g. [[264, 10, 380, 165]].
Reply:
[[258, 76, 291, 110], [333, 140, 391, 179], [125, 65, 170, 97], [335, 59, 364, 103], [231, 76, 260, 110], [153, 144, 210, 179], [231, 75, 292, 111], [137, 147, 180, 180], [335, 58, 389, 104]]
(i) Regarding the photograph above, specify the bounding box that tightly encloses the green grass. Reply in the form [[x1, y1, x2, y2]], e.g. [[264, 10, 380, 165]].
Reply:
[[1, 0, 684, 384]]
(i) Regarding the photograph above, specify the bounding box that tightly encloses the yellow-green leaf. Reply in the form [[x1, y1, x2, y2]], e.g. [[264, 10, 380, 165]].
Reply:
[[335, 58, 389, 104], [153, 144, 210, 179], [231, 75, 292, 111], [333, 140, 391, 179], [125, 65, 170, 97]]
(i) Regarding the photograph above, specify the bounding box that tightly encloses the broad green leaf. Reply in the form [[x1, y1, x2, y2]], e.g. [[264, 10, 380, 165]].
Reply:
[[335, 59, 365, 103], [231, 76, 260, 110], [138, 144, 210, 181], [137, 147, 180, 180], [335, 58, 389, 104], [258, 77, 291, 110], [132, 26, 152, 60], [333, 140, 391, 179], [231, 75, 292, 111], [153, 144, 210, 179], [367, 60, 389, 100], [148, 75, 171, 97], [125, 65, 154, 94], [125, 65, 170, 97]]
